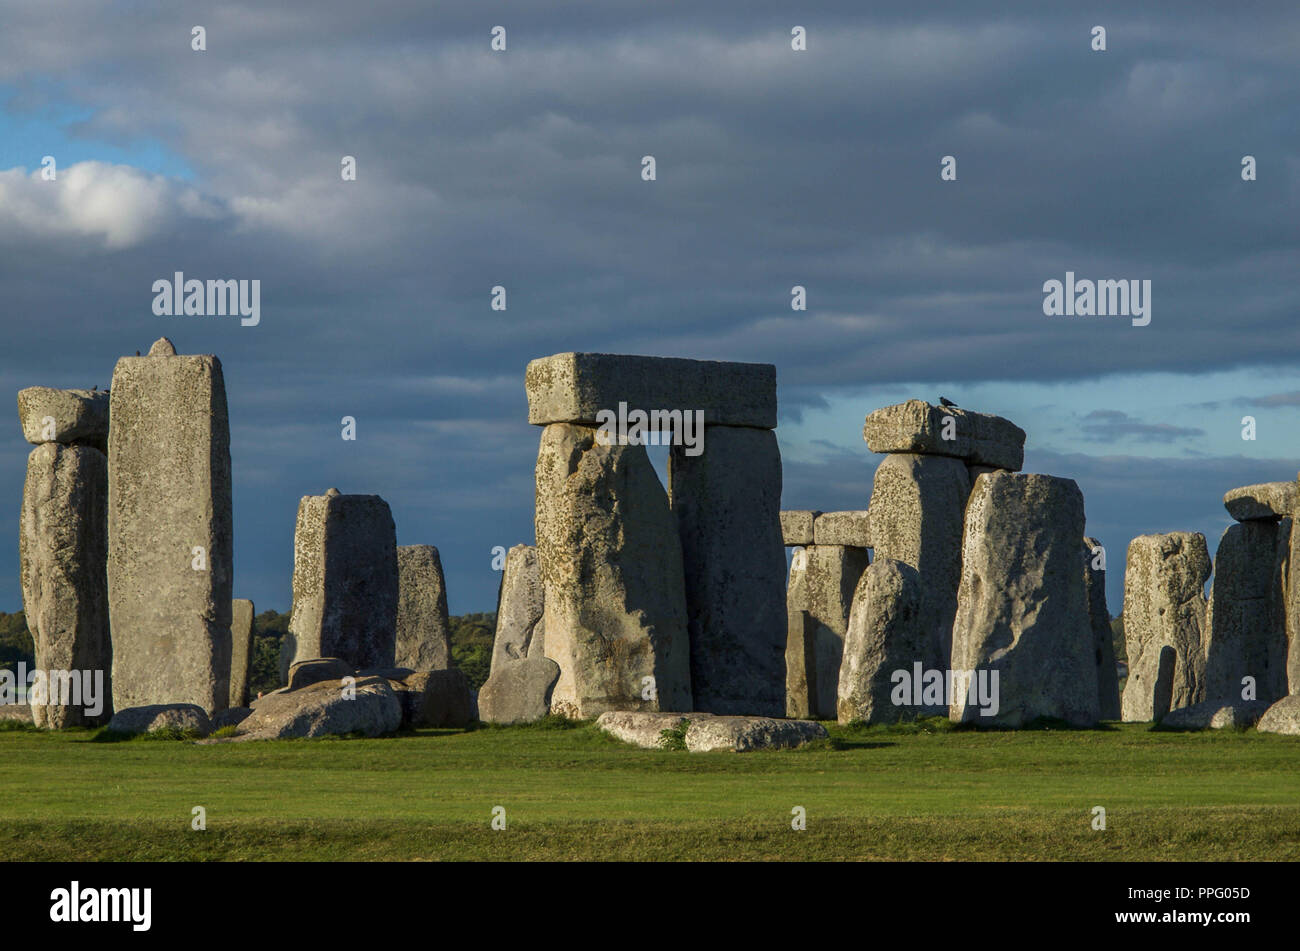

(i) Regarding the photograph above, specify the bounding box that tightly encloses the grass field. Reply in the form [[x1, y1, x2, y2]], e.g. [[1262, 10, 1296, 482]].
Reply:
[[1, 718, 1297, 861]]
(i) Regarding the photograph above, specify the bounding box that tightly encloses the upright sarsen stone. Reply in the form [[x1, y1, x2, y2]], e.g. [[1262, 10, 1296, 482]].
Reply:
[[489, 544, 545, 675], [867, 453, 969, 712], [670, 426, 786, 716], [20, 443, 110, 727], [837, 558, 924, 725], [1120, 532, 1211, 721], [535, 424, 692, 717], [785, 545, 870, 719], [1204, 520, 1289, 706], [1084, 537, 1121, 720], [949, 472, 1098, 727], [395, 545, 451, 670], [107, 338, 232, 714], [288, 489, 398, 671], [229, 598, 255, 708]]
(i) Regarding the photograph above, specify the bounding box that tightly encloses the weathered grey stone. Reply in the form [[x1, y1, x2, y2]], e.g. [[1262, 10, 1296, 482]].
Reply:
[[1287, 486, 1300, 694], [402, 669, 474, 727], [785, 545, 870, 719], [19, 443, 110, 728], [594, 710, 827, 751], [1083, 538, 1122, 720], [107, 703, 211, 736], [395, 545, 450, 670], [212, 706, 251, 730], [780, 511, 819, 547], [478, 655, 561, 724], [17, 386, 110, 448], [228, 599, 255, 709], [525, 352, 777, 428], [684, 715, 827, 752], [358, 667, 416, 681], [235, 676, 401, 739], [867, 453, 969, 711], [1204, 520, 1289, 707], [1223, 482, 1296, 521], [108, 341, 232, 714], [1256, 695, 1300, 735], [950, 472, 1099, 726], [288, 491, 398, 672], [1160, 698, 1271, 730], [535, 423, 692, 718], [812, 511, 872, 548], [287, 657, 354, 692], [1120, 532, 1212, 721], [863, 400, 1026, 471], [670, 426, 786, 716], [837, 558, 925, 724], [0, 704, 33, 724], [489, 545, 545, 676]]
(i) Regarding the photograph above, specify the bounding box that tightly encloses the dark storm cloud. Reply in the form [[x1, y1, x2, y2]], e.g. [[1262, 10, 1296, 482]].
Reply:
[[0, 1, 1296, 609]]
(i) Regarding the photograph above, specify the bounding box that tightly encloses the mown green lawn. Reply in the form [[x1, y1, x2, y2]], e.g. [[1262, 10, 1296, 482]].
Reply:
[[0, 718, 1296, 861]]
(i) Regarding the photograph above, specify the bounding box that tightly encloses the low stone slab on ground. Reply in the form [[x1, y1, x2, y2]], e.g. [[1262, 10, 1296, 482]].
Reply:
[[1223, 482, 1296, 522], [235, 676, 401, 739], [1159, 698, 1272, 729], [1256, 695, 1300, 735], [212, 706, 252, 730], [394, 669, 474, 728], [0, 704, 33, 724], [478, 655, 561, 724], [287, 657, 354, 691], [107, 704, 212, 736], [595, 711, 827, 752]]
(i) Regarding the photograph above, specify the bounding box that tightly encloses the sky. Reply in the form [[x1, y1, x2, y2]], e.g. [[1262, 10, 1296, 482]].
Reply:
[[0, 1, 1297, 615]]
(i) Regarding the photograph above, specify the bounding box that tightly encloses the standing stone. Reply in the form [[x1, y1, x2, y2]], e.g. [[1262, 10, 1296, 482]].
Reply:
[[950, 472, 1099, 727], [785, 545, 870, 718], [670, 426, 786, 716], [1120, 532, 1212, 721], [1288, 480, 1300, 694], [395, 545, 451, 670], [229, 599, 255, 709], [288, 489, 398, 672], [867, 453, 969, 712], [489, 544, 545, 675], [19, 443, 110, 727], [108, 339, 232, 714], [535, 424, 692, 718], [837, 558, 924, 724], [1204, 520, 1289, 706], [1083, 537, 1121, 719]]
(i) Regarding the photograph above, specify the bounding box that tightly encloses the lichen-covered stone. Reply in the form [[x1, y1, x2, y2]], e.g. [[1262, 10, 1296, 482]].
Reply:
[[20, 443, 110, 728], [395, 545, 450, 670], [812, 511, 872, 548], [107, 341, 232, 714], [288, 490, 398, 672], [1223, 482, 1296, 521], [1121, 532, 1212, 721], [863, 399, 1026, 470], [780, 510, 819, 547], [17, 386, 110, 448], [950, 472, 1098, 727], [535, 423, 692, 717], [235, 676, 401, 739], [107, 703, 211, 736], [489, 544, 545, 675]]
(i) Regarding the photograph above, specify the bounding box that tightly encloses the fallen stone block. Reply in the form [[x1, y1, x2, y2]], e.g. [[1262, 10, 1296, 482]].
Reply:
[[1223, 482, 1296, 522], [235, 676, 401, 739], [212, 706, 252, 730], [17, 386, 110, 448], [1256, 695, 1300, 735], [478, 655, 561, 724], [401, 669, 474, 728], [525, 352, 777, 429], [863, 399, 1026, 470], [107, 703, 211, 736], [0, 704, 33, 724], [1159, 698, 1272, 730], [812, 511, 872, 548], [287, 658, 355, 692], [395, 545, 451, 670], [594, 710, 827, 752]]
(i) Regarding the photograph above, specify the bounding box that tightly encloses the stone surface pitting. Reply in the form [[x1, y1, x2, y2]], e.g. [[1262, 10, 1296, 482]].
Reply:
[[779, 510, 820, 547], [17, 386, 110, 448], [812, 511, 872, 548], [863, 399, 1025, 470]]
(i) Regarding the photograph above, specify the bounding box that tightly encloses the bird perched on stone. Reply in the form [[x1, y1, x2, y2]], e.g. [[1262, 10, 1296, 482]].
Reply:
[[939, 396, 957, 408], [135, 350, 141, 356]]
